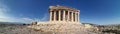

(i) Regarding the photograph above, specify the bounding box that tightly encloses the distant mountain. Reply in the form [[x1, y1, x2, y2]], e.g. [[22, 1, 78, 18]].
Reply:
[[0, 22, 28, 24]]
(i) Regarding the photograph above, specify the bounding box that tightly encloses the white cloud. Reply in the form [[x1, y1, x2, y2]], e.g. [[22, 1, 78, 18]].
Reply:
[[0, 2, 11, 22], [40, 13, 49, 21], [0, 2, 49, 23], [0, 3, 9, 18], [0, 3, 9, 15], [22, 18, 33, 21], [0, 2, 34, 23], [0, 17, 35, 23], [34, 18, 41, 22], [20, 17, 35, 23]]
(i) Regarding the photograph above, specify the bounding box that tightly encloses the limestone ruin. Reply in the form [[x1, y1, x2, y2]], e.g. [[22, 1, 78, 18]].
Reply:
[[28, 5, 98, 34], [37, 5, 81, 24], [49, 5, 80, 23]]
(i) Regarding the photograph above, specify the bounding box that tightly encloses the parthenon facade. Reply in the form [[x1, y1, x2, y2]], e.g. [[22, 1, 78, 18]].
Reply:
[[49, 5, 80, 23]]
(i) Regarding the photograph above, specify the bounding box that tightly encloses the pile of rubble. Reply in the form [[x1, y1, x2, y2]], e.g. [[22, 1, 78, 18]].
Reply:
[[1, 22, 112, 34], [28, 22, 99, 34]]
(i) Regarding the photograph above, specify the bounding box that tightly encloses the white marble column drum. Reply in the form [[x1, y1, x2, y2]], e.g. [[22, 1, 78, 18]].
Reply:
[[50, 11, 52, 21], [63, 10, 66, 21], [58, 10, 61, 21], [75, 12, 77, 22], [78, 12, 79, 22], [71, 11, 73, 22], [54, 11, 56, 21], [67, 11, 70, 21], [77, 12, 79, 22]]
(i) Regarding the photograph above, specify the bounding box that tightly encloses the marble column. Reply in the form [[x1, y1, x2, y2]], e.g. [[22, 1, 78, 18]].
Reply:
[[50, 11, 52, 21], [67, 11, 70, 21], [76, 12, 78, 22], [59, 10, 61, 21], [75, 12, 77, 22], [54, 11, 56, 21], [78, 12, 79, 22], [63, 10, 66, 21], [71, 11, 73, 22]]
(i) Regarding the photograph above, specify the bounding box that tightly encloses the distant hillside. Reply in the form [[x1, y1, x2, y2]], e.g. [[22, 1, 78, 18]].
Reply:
[[83, 23, 120, 34], [0, 22, 25, 24], [0, 22, 30, 27]]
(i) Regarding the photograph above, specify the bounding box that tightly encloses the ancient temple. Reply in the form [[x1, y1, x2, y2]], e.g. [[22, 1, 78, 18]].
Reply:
[[49, 5, 80, 23]]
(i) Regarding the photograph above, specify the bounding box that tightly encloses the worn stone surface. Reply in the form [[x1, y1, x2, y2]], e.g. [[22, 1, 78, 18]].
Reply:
[[1, 23, 120, 34], [28, 23, 98, 34], [0, 23, 97, 34]]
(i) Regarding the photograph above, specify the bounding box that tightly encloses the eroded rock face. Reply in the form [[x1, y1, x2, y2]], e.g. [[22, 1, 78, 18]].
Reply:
[[0, 24, 54, 34], [31, 22, 38, 25], [0, 23, 102, 34], [28, 23, 98, 34], [1, 23, 120, 34]]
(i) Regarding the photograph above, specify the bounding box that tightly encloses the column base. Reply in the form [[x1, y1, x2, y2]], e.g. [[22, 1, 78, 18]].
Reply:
[[49, 21, 80, 24]]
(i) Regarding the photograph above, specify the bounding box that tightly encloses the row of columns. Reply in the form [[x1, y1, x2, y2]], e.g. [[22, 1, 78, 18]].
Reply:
[[50, 10, 79, 22]]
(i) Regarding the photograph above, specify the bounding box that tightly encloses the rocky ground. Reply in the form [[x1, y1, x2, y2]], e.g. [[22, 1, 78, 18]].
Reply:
[[0, 24, 54, 34], [0, 23, 120, 34], [28, 23, 98, 34], [95, 24, 120, 34]]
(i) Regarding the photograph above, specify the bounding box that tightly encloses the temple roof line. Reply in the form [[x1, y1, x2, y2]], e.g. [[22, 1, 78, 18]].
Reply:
[[49, 5, 80, 12]]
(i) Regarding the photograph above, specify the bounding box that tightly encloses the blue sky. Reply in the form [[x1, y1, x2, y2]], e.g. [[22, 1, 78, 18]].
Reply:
[[0, 0, 120, 24]]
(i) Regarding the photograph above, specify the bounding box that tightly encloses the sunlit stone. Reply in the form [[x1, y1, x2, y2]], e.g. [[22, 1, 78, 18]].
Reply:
[[49, 5, 80, 24]]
